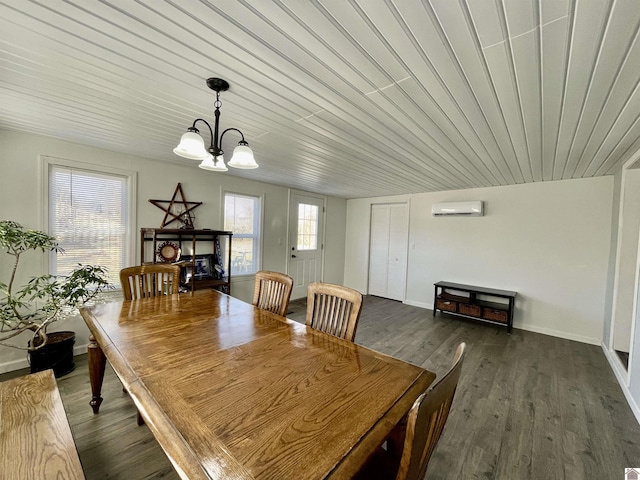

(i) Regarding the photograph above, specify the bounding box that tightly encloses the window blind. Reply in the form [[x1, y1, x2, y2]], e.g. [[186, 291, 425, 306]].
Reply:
[[224, 193, 261, 275], [49, 166, 128, 285]]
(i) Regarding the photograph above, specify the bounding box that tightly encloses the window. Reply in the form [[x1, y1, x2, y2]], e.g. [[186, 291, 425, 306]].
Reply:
[[224, 192, 261, 275], [297, 203, 319, 250], [47, 160, 134, 286]]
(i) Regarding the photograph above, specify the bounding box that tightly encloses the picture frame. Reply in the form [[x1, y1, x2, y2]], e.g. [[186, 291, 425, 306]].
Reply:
[[181, 254, 215, 282]]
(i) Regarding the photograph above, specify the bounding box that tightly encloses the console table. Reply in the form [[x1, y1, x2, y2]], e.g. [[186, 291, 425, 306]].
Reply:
[[140, 228, 232, 294], [433, 281, 516, 333]]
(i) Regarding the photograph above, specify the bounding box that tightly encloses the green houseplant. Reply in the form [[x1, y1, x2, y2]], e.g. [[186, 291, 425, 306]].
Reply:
[[0, 220, 110, 376]]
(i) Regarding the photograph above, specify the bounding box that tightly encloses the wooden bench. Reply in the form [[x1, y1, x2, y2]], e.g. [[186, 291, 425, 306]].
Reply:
[[0, 369, 85, 479]]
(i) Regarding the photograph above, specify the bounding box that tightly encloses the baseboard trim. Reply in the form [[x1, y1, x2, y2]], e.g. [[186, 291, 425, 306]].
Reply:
[[0, 343, 89, 375], [403, 300, 432, 310], [516, 323, 601, 346], [404, 301, 601, 346], [602, 342, 640, 425]]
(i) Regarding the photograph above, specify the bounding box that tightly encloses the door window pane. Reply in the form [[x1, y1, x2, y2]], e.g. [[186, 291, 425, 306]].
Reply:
[[297, 203, 318, 250]]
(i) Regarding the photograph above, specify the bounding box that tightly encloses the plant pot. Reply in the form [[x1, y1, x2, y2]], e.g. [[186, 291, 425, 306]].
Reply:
[[29, 331, 76, 378]]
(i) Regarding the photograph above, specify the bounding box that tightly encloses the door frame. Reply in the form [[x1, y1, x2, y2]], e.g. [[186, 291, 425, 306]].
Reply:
[[608, 156, 640, 384], [367, 201, 409, 301], [286, 189, 327, 292]]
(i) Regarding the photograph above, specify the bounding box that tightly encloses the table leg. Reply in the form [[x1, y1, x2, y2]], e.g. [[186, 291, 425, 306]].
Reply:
[[88, 334, 106, 414], [508, 298, 514, 334], [385, 414, 408, 471], [433, 285, 437, 317]]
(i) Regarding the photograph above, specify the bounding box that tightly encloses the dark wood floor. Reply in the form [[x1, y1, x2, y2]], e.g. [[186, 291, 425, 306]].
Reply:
[[2, 295, 639, 479]]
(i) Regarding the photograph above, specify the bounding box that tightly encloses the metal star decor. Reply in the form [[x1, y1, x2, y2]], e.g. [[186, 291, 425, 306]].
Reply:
[[149, 183, 202, 229]]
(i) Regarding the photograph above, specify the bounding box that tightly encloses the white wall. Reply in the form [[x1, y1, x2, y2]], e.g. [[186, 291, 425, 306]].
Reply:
[[344, 177, 613, 345], [324, 196, 348, 286], [0, 129, 346, 372]]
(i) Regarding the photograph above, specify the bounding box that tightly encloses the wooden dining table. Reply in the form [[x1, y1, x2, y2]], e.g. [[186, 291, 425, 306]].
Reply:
[[80, 289, 436, 480]]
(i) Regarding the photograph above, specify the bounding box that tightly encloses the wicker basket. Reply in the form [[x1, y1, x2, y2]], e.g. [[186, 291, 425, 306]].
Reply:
[[459, 303, 481, 317], [435, 298, 457, 312], [483, 308, 508, 323]]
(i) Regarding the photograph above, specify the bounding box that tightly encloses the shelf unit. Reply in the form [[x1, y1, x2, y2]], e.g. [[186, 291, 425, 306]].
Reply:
[[140, 228, 233, 294], [433, 281, 516, 333]]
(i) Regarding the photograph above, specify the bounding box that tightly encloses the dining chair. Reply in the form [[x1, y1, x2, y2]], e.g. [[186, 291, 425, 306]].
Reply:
[[119, 263, 181, 425], [119, 264, 181, 301], [355, 342, 466, 480], [252, 271, 294, 317], [305, 282, 363, 342]]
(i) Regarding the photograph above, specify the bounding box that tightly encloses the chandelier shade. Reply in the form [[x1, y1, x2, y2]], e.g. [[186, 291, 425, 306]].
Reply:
[[228, 142, 258, 169], [173, 130, 209, 160], [198, 155, 228, 172], [173, 77, 257, 171]]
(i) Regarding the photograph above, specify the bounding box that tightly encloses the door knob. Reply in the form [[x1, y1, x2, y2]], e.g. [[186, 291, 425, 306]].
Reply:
[[291, 254, 297, 258]]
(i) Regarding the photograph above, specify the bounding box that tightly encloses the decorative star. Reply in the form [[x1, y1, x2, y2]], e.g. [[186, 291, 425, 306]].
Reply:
[[149, 183, 202, 228]]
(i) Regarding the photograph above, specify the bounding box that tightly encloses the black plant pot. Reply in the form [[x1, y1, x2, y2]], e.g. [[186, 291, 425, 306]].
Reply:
[[29, 331, 76, 378]]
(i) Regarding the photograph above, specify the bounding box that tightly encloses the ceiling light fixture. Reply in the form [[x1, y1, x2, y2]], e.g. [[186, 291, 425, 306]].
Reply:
[[173, 77, 258, 171]]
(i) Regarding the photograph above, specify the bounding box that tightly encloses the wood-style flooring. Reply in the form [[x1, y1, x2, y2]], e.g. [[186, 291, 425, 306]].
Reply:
[[1, 295, 638, 479]]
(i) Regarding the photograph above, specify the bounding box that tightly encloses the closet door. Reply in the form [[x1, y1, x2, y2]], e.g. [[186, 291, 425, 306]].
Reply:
[[368, 203, 408, 301]]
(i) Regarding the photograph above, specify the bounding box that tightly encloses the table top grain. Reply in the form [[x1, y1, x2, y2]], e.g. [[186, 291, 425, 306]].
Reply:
[[0, 370, 85, 480], [80, 289, 435, 480]]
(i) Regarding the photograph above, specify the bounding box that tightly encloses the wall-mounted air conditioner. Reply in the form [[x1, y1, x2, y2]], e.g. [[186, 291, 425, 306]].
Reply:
[[431, 201, 483, 217]]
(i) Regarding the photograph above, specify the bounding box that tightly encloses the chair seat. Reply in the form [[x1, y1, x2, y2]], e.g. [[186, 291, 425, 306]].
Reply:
[[355, 342, 466, 480]]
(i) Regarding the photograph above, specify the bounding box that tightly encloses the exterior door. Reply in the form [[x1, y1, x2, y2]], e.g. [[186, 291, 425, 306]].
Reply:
[[368, 203, 408, 301], [288, 192, 325, 299]]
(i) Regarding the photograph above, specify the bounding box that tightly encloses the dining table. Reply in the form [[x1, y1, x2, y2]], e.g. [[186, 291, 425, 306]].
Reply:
[[79, 288, 436, 479]]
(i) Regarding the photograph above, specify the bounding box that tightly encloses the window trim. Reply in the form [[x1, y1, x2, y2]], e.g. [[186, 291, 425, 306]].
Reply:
[[41, 155, 137, 281], [222, 190, 263, 277]]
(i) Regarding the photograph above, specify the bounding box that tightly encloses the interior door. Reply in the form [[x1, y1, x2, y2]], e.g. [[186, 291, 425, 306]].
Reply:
[[368, 203, 408, 301], [288, 192, 325, 299]]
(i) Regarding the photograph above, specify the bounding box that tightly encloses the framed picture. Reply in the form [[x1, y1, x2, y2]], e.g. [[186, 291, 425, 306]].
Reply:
[[181, 254, 215, 282]]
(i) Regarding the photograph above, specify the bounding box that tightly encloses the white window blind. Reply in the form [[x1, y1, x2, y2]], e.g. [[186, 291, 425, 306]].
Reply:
[[48, 166, 128, 285], [224, 192, 261, 275]]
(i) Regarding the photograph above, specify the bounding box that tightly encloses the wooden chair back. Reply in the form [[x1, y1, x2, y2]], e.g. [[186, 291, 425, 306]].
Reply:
[[252, 271, 294, 317], [396, 342, 466, 480], [305, 282, 363, 342], [119, 264, 181, 300]]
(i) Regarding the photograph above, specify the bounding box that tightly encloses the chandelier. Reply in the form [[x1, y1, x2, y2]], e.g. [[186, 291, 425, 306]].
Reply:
[[173, 77, 258, 171]]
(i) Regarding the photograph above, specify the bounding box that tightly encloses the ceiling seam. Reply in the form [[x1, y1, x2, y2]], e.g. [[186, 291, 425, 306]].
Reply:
[[459, 0, 523, 185], [202, 0, 454, 186], [138, 0, 448, 186], [496, 0, 533, 183], [550, 0, 577, 180], [534, 0, 543, 181], [400, 0, 511, 185], [561, 0, 615, 179], [585, 77, 640, 176], [572, 5, 640, 175], [310, 0, 493, 186]]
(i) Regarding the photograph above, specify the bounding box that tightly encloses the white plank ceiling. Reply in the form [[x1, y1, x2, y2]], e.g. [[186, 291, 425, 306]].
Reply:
[[2, 0, 640, 198]]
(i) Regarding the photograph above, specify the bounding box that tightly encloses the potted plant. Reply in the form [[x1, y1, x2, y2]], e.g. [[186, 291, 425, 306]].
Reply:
[[0, 220, 110, 376]]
